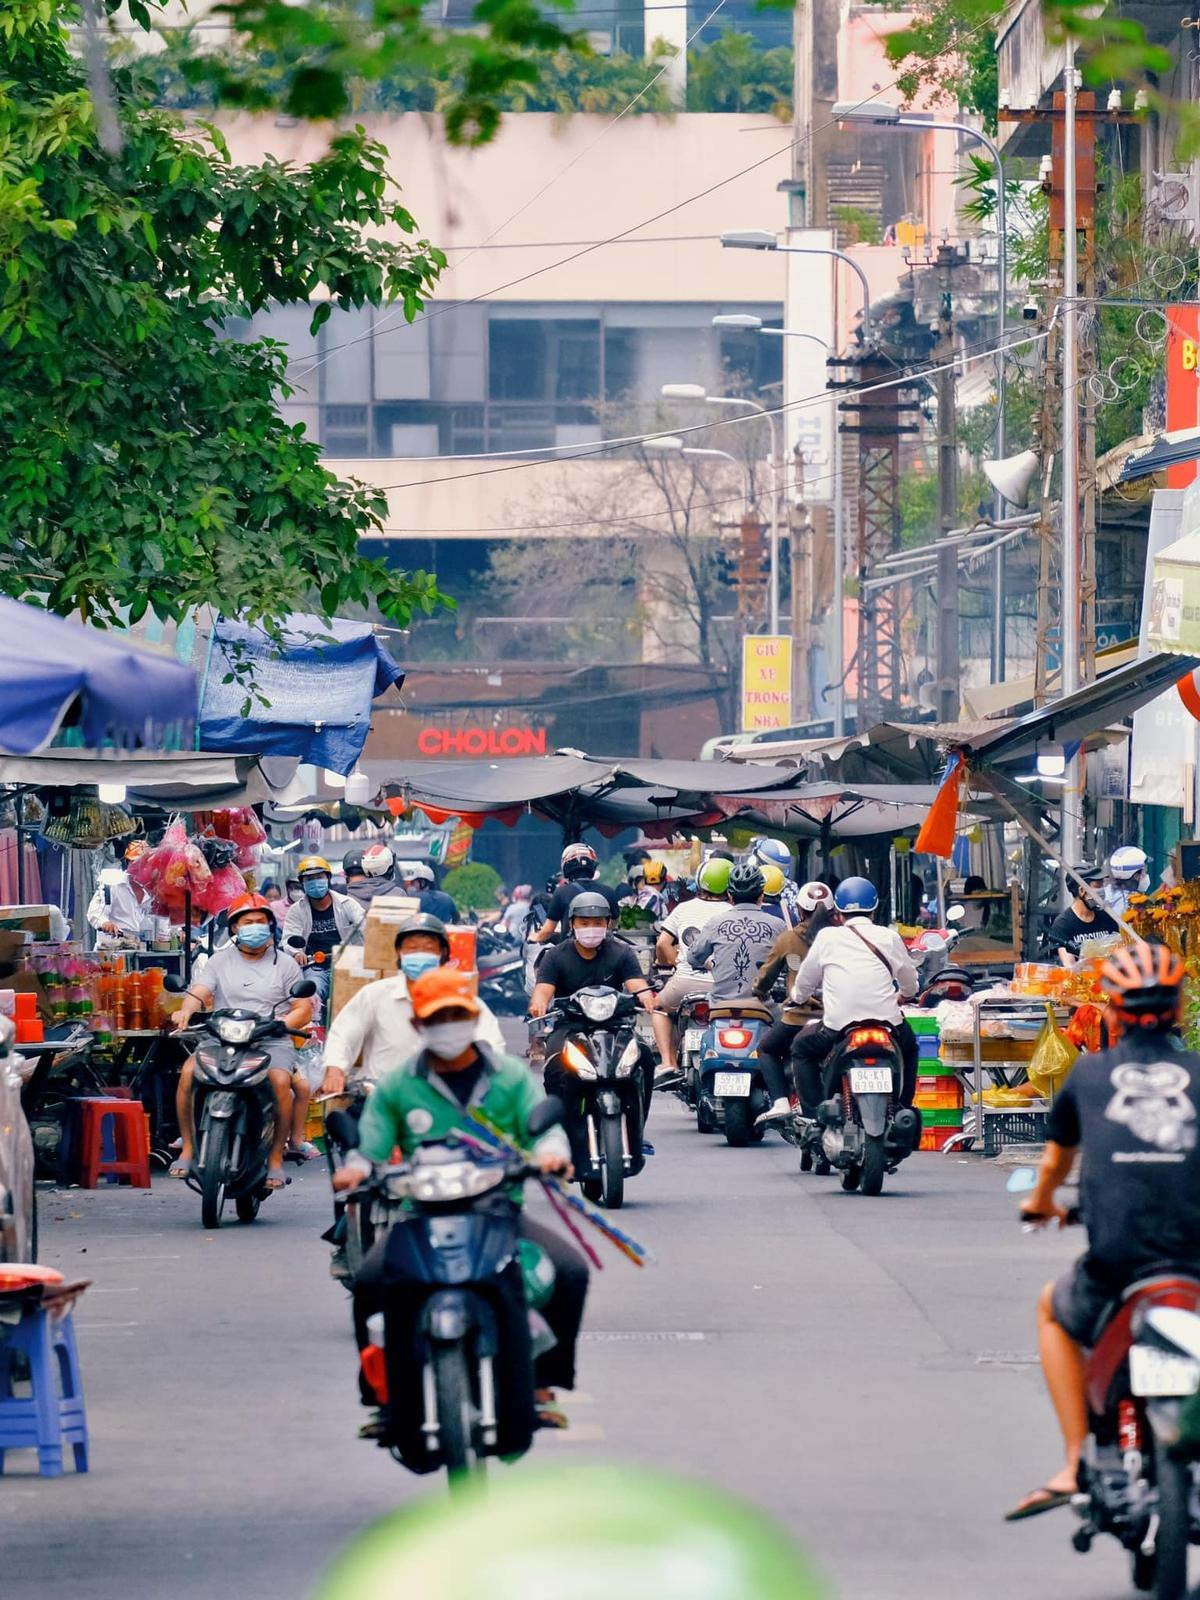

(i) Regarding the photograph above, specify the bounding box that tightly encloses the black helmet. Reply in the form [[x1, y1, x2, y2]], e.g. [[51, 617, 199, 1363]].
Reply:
[[729, 862, 766, 903], [342, 847, 365, 878], [392, 913, 450, 955], [568, 890, 612, 922]]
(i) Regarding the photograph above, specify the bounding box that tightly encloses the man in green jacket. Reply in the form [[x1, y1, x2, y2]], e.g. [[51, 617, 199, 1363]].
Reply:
[[333, 967, 587, 1441]]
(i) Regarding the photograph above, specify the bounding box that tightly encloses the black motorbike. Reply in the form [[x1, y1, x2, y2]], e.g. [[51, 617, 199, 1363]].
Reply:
[[166, 975, 315, 1227], [536, 986, 650, 1209], [811, 1022, 920, 1196], [476, 927, 528, 1016], [358, 1098, 564, 1482]]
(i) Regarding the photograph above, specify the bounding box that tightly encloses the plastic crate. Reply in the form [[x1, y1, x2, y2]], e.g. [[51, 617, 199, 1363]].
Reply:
[[920, 1125, 959, 1151], [907, 1015, 941, 1036], [983, 1109, 1048, 1157], [918, 1106, 965, 1128], [915, 1091, 964, 1113]]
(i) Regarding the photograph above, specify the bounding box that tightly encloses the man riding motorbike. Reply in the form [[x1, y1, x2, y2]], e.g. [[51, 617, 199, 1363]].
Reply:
[[282, 855, 365, 1001], [342, 844, 398, 908], [332, 967, 587, 1433], [1006, 942, 1200, 1521], [752, 881, 838, 1125], [528, 845, 622, 947], [687, 862, 780, 1002], [652, 856, 732, 1080], [751, 838, 802, 926], [170, 894, 315, 1188], [788, 876, 920, 1115], [398, 861, 458, 924]]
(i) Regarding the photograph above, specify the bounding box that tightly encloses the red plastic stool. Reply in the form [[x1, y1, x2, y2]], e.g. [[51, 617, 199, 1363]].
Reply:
[[76, 1098, 151, 1189]]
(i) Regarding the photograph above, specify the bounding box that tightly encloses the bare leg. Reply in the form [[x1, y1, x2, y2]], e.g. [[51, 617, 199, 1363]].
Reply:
[[267, 1069, 293, 1183], [1037, 1279, 1087, 1493], [650, 1009, 674, 1072], [289, 1072, 311, 1147], [174, 1057, 196, 1163]]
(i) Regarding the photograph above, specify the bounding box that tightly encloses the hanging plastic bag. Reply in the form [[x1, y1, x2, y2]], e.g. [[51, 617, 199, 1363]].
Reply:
[[1027, 1001, 1079, 1098]]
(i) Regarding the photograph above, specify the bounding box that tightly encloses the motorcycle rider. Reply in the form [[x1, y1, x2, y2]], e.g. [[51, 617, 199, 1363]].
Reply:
[[499, 884, 535, 939], [169, 894, 315, 1188], [398, 860, 458, 923], [1007, 942, 1200, 1521], [688, 863, 780, 1002], [752, 838, 802, 925], [528, 844, 622, 946], [341, 843, 398, 909], [283, 855, 365, 1001], [652, 857, 732, 1081], [1045, 863, 1122, 967], [1103, 844, 1150, 919], [752, 882, 838, 1124], [620, 863, 664, 919], [332, 967, 587, 1434], [788, 876, 921, 1114]]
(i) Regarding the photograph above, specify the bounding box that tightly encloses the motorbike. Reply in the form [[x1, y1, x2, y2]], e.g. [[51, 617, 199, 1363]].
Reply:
[[1013, 1171, 1200, 1599], [357, 1097, 564, 1482], [811, 1021, 920, 1195], [674, 990, 712, 1118], [534, 987, 650, 1209], [695, 999, 774, 1147], [475, 927, 528, 1016], [165, 974, 316, 1228]]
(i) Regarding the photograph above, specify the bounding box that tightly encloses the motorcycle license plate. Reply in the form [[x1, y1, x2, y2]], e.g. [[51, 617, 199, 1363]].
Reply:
[[849, 1066, 892, 1095], [683, 1028, 704, 1055], [714, 1072, 752, 1097], [1129, 1345, 1200, 1397]]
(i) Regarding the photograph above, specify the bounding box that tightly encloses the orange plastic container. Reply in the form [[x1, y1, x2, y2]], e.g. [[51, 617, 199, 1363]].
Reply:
[[919, 1125, 959, 1152], [12, 992, 37, 1020], [446, 925, 477, 974]]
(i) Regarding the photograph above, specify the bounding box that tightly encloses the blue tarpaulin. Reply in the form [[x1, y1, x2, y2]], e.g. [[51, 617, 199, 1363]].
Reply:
[[0, 597, 197, 755], [198, 616, 404, 776]]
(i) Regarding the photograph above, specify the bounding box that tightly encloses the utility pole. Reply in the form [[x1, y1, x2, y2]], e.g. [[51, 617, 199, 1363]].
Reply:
[[934, 243, 961, 725], [790, 448, 813, 719], [1060, 51, 1084, 876]]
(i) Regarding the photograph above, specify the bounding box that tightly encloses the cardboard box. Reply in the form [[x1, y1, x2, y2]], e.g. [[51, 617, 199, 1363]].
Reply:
[[331, 949, 381, 1024], [0, 906, 53, 940], [362, 894, 422, 974]]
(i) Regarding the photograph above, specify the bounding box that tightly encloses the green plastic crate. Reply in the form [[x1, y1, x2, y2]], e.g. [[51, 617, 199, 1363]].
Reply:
[[918, 1107, 965, 1128], [907, 1015, 941, 1036]]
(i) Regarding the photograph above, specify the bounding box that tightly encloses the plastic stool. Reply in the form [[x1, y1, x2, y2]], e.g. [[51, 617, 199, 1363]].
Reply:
[[76, 1097, 151, 1188], [0, 1282, 89, 1476]]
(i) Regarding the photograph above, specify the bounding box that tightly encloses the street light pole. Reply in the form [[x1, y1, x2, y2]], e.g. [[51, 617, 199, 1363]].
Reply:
[[720, 233, 874, 346], [1061, 52, 1084, 881]]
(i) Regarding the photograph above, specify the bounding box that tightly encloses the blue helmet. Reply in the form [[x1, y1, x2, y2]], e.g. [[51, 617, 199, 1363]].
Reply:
[[834, 876, 879, 915], [753, 838, 793, 876]]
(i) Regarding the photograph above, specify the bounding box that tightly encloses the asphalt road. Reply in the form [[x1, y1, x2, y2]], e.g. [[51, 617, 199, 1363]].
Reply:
[[4, 1073, 1153, 1600]]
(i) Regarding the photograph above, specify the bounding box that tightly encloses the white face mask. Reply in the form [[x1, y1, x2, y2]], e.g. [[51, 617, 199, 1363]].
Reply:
[[421, 1020, 479, 1059], [574, 925, 607, 949]]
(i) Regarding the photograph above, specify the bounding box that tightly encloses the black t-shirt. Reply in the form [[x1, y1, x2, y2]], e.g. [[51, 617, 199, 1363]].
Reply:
[[538, 935, 641, 998], [307, 901, 339, 959], [1045, 903, 1121, 961], [438, 1056, 486, 1107], [1046, 1034, 1200, 1281], [547, 878, 623, 926]]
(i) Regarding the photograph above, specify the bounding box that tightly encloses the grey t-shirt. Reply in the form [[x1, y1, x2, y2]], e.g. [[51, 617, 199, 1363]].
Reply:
[[199, 943, 304, 1015], [691, 905, 782, 1000]]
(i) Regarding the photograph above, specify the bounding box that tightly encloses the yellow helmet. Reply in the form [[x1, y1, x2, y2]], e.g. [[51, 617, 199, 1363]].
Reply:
[[761, 863, 786, 899], [298, 855, 332, 877], [643, 860, 667, 886]]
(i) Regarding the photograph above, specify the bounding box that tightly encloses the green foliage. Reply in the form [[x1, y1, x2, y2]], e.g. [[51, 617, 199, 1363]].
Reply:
[[1, 0, 449, 632], [832, 205, 882, 246], [442, 861, 503, 914], [685, 29, 793, 117], [879, 0, 1002, 129]]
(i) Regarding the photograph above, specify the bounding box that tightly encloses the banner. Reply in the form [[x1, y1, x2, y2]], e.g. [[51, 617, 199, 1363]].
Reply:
[[741, 635, 793, 733], [1132, 485, 1194, 805], [1166, 304, 1200, 488]]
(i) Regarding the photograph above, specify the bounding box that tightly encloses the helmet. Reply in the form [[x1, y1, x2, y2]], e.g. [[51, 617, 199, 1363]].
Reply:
[[729, 862, 766, 902], [752, 838, 793, 875], [401, 861, 435, 886], [568, 890, 612, 922], [628, 864, 646, 886], [643, 861, 667, 887], [760, 863, 786, 899], [512, 883, 533, 901], [561, 843, 598, 881], [797, 880, 834, 914], [392, 913, 450, 955], [361, 844, 394, 878], [834, 876, 879, 915], [697, 857, 732, 896], [341, 847, 365, 878], [1099, 942, 1184, 1031], [1110, 845, 1149, 884], [298, 855, 332, 878], [227, 892, 273, 928]]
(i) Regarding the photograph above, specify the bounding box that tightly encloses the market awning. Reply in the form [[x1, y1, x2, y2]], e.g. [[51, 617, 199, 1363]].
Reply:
[[0, 750, 293, 808], [0, 597, 197, 755], [1119, 428, 1200, 484]]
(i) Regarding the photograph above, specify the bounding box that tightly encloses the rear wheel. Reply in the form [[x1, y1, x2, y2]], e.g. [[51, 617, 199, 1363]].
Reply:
[[200, 1119, 230, 1229], [1153, 1439, 1190, 1600], [799, 1148, 813, 1172], [600, 1114, 625, 1209], [860, 1136, 888, 1197], [432, 1343, 476, 1481], [724, 1098, 753, 1147], [841, 1163, 862, 1192]]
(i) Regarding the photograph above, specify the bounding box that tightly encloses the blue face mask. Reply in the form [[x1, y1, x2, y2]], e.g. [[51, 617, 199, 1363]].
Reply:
[[235, 923, 272, 951], [400, 952, 441, 981], [303, 877, 330, 899]]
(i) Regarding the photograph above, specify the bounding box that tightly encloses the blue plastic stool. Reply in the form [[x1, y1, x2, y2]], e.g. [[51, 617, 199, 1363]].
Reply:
[[0, 1295, 89, 1476]]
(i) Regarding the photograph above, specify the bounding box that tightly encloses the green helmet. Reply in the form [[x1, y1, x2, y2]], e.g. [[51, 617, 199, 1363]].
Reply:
[[313, 1464, 826, 1600], [697, 856, 732, 896]]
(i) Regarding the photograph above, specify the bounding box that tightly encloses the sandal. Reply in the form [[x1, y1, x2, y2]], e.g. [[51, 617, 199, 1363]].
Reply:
[[169, 1158, 197, 1180], [286, 1140, 321, 1163], [265, 1170, 290, 1191], [1004, 1484, 1074, 1522]]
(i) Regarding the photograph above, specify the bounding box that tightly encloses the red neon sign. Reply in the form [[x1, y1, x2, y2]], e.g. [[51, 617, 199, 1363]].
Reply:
[[416, 727, 548, 758]]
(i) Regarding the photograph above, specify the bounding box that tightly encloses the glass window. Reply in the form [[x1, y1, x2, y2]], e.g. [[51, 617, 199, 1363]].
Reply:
[[555, 321, 601, 400], [322, 405, 369, 455], [604, 326, 638, 400], [489, 320, 547, 400], [488, 318, 600, 402], [320, 307, 372, 405]]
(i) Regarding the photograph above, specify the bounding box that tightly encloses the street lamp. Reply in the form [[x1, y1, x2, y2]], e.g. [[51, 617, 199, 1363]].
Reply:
[[719, 231, 873, 346], [831, 100, 1011, 682], [659, 384, 782, 633], [710, 315, 847, 737], [643, 434, 751, 510]]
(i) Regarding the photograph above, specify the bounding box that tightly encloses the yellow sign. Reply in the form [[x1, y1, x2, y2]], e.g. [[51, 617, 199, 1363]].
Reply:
[[741, 634, 793, 732]]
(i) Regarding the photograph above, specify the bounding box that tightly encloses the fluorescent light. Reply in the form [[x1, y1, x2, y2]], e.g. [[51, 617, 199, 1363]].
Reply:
[[98, 782, 127, 804], [1016, 773, 1067, 786], [1036, 742, 1066, 777], [831, 100, 902, 125], [712, 314, 763, 331], [99, 866, 125, 886], [344, 771, 371, 806], [720, 230, 777, 251], [644, 434, 684, 452], [660, 384, 707, 400]]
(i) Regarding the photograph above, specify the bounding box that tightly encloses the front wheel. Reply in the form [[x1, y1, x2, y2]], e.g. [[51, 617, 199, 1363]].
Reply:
[[841, 1163, 861, 1192], [724, 1097, 753, 1147], [860, 1135, 888, 1197], [235, 1194, 260, 1223], [1152, 1438, 1191, 1600], [432, 1343, 476, 1482], [600, 1114, 625, 1209], [200, 1118, 231, 1229]]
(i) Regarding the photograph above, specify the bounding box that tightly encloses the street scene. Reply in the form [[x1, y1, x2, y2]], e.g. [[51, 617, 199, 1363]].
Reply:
[[9, 0, 1200, 1596]]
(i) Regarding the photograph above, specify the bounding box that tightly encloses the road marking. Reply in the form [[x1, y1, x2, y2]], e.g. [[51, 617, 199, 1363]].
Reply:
[[75, 1321, 140, 1330], [79, 1255, 181, 1263], [975, 1351, 1039, 1366], [581, 1331, 706, 1343], [89, 1286, 140, 1294]]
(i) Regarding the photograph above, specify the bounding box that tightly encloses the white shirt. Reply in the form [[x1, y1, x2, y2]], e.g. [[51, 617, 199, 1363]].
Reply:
[[86, 877, 153, 944], [659, 898, 728, 974], [323, 972, 507, 1087], [790, 920, 920, 1032]]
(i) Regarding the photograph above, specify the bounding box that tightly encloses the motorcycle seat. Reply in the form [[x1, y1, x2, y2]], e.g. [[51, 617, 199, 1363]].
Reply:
[[708, 998, 774, 1024]]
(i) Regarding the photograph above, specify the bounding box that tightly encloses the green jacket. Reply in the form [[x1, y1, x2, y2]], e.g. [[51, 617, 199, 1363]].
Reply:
[[355, 1042, 568, 1167]]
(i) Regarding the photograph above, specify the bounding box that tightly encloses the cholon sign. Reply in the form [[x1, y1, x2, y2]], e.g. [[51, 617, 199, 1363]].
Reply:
[[417, 727, 548, 758]]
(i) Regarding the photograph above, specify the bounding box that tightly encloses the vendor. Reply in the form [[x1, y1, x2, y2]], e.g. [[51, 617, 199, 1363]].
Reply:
[[86, 840, 154, 949], [1045, 864, 1122, 967], [955, 874, 992, 932]]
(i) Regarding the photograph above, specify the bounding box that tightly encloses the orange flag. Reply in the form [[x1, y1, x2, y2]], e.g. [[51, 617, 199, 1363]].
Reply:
[[915, 751, 965, 859]]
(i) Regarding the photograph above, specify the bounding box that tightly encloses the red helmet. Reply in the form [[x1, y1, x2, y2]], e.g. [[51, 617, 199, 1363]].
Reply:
[[226, 892, 273, 928], [1099, 942, 1185, 1034]]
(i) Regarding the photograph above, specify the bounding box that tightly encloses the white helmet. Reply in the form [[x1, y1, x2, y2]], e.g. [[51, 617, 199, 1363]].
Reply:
[[402, 860, 435, 886], [1109, 845, 1148, 884], [362, 843, 394, 878], [796, 880, 834, 913]]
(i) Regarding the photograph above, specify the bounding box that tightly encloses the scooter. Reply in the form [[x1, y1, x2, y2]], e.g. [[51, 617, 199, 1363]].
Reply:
[[813, 1021, 920, 1194], [1013, 1170, 1200, 1599], [356, 1099, 564, 1483], [476, 928, 527, 1016], [696, 998, 774, 1147], [674, 989, 712, 1117], [166, 974, 315, 1228]]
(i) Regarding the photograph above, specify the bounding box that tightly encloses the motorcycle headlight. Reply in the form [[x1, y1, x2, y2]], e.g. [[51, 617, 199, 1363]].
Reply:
[[615, 1038, 640, 1077], [577, 991, 617, 1023], [562, 1039, 598, 1080], [216, 1017, 257, 1045], [400, 1161, 506, 1204]]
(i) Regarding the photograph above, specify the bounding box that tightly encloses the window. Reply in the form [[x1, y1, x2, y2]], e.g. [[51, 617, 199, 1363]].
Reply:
[[488, 318, 600, 402], [489, 321, 548, 400]]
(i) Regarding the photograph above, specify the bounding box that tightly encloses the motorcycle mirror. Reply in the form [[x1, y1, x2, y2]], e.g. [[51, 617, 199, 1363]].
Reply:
[[290, 978, 318, 999], [286, 935, 306, 949], [921, 932, 948, 952], [1006, 1167, 1038, 1194], [162, 974, 185, 994], [946, 905, 966, 925], [526, 1095, 565, 1138]]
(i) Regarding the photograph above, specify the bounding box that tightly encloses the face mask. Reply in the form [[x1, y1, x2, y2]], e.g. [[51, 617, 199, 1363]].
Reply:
[[234, 923, 272, 951], [400, 951, 440, 981], [421, 1020, 478, 1059], [303, 877, 330, 899], [575, 926, 606, 949]]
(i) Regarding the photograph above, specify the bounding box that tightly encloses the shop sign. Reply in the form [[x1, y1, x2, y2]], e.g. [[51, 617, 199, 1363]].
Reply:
[[1166, 305, 1200, 488], [741, 635, 793, 732], [416, 726, 548, 758]]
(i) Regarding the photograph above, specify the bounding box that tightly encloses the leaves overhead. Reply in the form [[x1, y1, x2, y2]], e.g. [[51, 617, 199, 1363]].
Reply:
[[1, 0, 449, 631]]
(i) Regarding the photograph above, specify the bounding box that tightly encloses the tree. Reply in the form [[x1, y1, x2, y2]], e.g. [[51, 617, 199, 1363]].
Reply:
[[1, 0, 449, 632], [442, 861, 503, 914]]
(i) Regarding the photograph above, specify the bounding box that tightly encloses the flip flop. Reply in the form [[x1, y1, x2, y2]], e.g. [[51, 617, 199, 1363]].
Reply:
[[168, 1158, 196, 1180], [286, 1140, 321, 1163], [1004, 1485, 1075, 1522], [265, 1170, 290, 1191]]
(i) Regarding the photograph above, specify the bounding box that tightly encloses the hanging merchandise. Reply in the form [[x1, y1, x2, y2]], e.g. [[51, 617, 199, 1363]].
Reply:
[[212, 807, 268, 870], [40, 789, 137, 851], [1027, 1003, 1080, 1099], [127, 820, 212, 920]]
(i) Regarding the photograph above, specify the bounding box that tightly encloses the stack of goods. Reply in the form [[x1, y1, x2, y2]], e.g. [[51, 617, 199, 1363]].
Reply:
[[0, 990, 44, 1044], [15, 949, 174, 1040], [1011, 962, 1106, 1005], [331, 898, 478, 1023], [907, 1010, 963, 1151]]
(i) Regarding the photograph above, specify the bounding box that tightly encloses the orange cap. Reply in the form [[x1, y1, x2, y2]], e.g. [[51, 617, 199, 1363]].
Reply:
[[409, 966, 481, 1020]]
